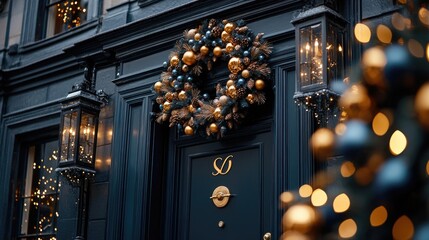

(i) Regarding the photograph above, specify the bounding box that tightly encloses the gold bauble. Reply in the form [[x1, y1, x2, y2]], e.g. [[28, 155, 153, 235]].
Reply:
[[228, 57, 243, 74], [170, 56, 179, 66], [187, 29, 197, 39], [339, 84, 372, 122], [178, 90, 187, 101], [188, 105, 195, 113], [226, 43, 234, 53], [209, 123, 219, 133], [255, 79, 265, 90], [415, 83, 429, 130], [228, 85, 237, 98], [282, 204, 320, 234], [219, 95, 229, 106], [224, 23, 235, 33], [213, 107, 222, 120], [221, 31, 231, 42], [184, 126, 194, 135], [213, 46, 223, 57], [200, 46, 209, 56], [154, 81, 162, 93], [246, 94, 254, 104], [163, 101, 171, 111], [226, 80, 235, 88], [182, 64, 189, 72], [182, 51, 197, 66], [194, 33, 202, 41], [165, 92, 174, 101], [241, 69, 250, 78], [310, 128, 335, 160], [170, 80, 176, 87]]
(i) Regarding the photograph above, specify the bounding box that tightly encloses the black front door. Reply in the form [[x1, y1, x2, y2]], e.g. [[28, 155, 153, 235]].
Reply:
[[173, 126, 274, 240]]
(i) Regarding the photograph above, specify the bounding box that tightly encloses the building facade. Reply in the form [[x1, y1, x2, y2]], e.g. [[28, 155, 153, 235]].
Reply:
[[0, 0, 399, 239]]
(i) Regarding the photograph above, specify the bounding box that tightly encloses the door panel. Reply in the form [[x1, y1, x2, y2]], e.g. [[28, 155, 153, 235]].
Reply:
[[176, 129, 274, 240]]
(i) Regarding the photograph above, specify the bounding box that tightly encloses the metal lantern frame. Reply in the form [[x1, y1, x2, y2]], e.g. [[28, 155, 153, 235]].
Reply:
[[292, 5, 347, 94], [56, 88, 102, 181]]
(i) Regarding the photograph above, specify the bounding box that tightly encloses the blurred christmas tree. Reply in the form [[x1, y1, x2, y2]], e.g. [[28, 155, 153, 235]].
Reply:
[[281, 1, 429, 239]]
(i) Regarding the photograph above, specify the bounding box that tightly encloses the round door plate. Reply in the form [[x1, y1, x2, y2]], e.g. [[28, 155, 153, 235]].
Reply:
[[211, 186, 231, 208]]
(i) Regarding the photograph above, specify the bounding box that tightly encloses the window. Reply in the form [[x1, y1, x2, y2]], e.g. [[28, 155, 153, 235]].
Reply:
[[16, 139, 60, 240]]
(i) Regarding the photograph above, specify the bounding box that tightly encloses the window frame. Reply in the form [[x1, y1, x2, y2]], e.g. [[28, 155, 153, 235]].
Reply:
[[21, 0, 102, 44], [13, 135, 60, 240]]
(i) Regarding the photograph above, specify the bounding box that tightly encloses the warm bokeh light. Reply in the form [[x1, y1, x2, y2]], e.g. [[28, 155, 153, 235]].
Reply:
[[340, 161, 356, 178], [339, 84, 372, 121], [415, 83, 429, 130], [310, 128, 335, 160], [370, 206, 388, 227], [408, 39, 424, 58], [280, 231, 311, 240], [426, 43, 429, 62], [392, 13, 408, 31], [354, 23, 371, 43], [333, 193, 350, 213], [338, 219, 357, 238], [389, 130, 407, 155], [299, 184, 313, 198], [376, 24, 392, 44], [372, 112, 389, 136], [426, 160, 429, 176], [280, 191, 295, 205], [419, 7, 429, 26], [283, 204, 319, 234], [311, 188, 328, 207], [335, 123, 347, 135], [355, 167, 373, 185], [392, 215, 414, 240], [363, 47, 387, 68]]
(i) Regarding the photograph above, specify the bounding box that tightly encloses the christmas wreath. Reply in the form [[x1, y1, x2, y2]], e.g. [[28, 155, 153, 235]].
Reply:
[[153, 19, 272, 138]]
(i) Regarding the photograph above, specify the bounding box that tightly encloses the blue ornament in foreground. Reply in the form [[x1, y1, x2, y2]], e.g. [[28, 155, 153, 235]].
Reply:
[[374, 157, 409, 195], [337, 120, 371, 157]]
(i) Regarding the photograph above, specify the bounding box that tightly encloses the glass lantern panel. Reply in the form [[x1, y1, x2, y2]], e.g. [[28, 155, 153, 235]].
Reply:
[[299, 23, 323, 87], [78, 112, 96, 164], [327, 23, 344, 83], [60, 111, 78, 162]]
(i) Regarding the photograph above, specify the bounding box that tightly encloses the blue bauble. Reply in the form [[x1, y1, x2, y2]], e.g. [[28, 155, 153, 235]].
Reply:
[[212, 41, 217, 46], [384, 45, 412, 85], [187, 76, 193, 82], [198, 40, 203, 45], [162, 61, 168, 68], [206, 30, 211, 37], [237, 78, 245, 86], [203, 93, 209, 100], [415, 223, 429, 240], [374, 157, 409, 196], [243, 50, 249, 57], [188, 39, 194, 45], [196, 107, 201, 113], [172, 69, 178, 76], [177, 75, 184, 81], [168, 76, 173, 81], [337, 120, 371, 157], [240, 100, 249, 109], [258, 55, 265, 61], [159, 104, 163, 110]]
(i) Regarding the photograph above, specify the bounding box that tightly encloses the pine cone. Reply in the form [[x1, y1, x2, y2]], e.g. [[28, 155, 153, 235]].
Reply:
[[236, 88, 246, 99], [243, 57, 250, 66], [208, 19, 217, 29], [229, 73, 238, 80], [192, 98, 200, 108], [211, 26, 222, 38], [233, 113, 241, 122], [241, 37, 250, 47]]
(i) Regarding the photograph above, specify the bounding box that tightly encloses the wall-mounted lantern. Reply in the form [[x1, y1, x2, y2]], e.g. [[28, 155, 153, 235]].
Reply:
[[56, 63, 107, 240], [292, 4, 347, 123]]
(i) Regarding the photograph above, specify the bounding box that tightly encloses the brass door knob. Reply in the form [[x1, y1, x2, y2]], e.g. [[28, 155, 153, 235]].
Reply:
[[210, 186, 234, 208], [263, 232, 271, 240]]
